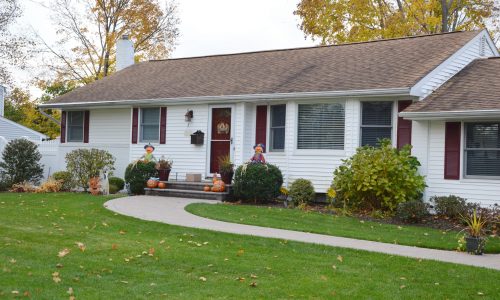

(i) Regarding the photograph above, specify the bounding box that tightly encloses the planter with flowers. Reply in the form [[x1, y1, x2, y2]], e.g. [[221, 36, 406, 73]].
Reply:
[[460, 209, 487, 255], [155, 157, 173, 182], [218, 155, 234, 184]]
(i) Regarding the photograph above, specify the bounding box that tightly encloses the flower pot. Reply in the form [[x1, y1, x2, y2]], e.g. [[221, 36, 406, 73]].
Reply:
[[220, 171, 234, 184], [158, 169, 171, 181], [465, 236, 485, 255]]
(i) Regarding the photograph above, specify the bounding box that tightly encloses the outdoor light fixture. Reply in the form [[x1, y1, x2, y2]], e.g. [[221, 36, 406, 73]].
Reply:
[[185, 110, 193, 122]]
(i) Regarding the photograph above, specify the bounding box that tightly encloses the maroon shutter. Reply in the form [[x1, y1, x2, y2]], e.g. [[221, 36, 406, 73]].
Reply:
[[160, 107, 167, 144], [444, 122, 461, 180], [397, 100, 413, 149], [132, 108, 139, 144], [83, 110, 90, 143], [60, 111, 66, 143], [255, 105, 267, 152]]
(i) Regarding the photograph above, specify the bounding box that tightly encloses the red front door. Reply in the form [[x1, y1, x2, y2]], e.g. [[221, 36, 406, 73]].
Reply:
[[210, 107, 232, 173]]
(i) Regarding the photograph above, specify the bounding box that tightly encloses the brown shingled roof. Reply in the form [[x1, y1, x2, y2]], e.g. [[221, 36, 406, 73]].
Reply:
[[49, 30, 481, 104], [404, 57, 500, 113]]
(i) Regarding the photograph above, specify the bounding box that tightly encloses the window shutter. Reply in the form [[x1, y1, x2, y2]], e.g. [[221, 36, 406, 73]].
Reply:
[[60, 111, 66, 143], [83, 110, 90, 143], [444, 122, 461, 180], [255, 105, 267, 151], [132, 108, 139, 144], [397, 101, 412, 149], [160, 107, 167, 144]]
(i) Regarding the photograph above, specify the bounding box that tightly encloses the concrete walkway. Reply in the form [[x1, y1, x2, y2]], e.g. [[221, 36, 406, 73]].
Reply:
[[104, 196, 500, 270]]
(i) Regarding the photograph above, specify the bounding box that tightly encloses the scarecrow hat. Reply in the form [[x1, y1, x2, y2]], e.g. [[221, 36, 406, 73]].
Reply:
[[253, 143, 265, 150], [144, 143, 155, 150]]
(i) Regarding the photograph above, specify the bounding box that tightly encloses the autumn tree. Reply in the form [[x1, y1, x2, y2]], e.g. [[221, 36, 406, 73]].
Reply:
[[295, 0, 497, 44], [40, 0, 180, 83]]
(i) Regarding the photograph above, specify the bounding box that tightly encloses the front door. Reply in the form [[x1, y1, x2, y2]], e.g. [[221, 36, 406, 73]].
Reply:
[[210, 107, 232, 174]]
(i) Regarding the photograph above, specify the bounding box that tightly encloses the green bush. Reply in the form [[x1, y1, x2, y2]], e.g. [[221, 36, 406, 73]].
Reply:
[[109, 184, 120, 194], [65, 148, 115, 191], [430, 195, 475, 220], [289, 178, 315, 205], [0, 138, 44, 185], [396, 200, 430, 223], [233, 163, 283, 203], [109, 177, 125, 191], [52, 171, 74, 191], [125, 161, 158, 195], [331, 140, 426, 212]]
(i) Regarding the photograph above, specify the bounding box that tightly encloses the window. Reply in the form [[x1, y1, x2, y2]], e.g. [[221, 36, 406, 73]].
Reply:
[[465, 123, 500, 177], [361, 101, 393, 146], [140, 108, 160, 142], [270, 104, 286, 151], [67, 111, 84, 142], [297, 103, 344, 150]]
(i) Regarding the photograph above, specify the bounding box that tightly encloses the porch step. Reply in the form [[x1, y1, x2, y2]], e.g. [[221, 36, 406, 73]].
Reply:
[[144, 188, 231, 201], [162, 181, 233, 192]]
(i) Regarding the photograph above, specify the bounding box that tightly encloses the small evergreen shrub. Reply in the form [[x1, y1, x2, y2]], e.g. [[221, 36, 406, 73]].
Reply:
[[109, 184, 120, 194], [331, 140, 426, 212], [396, 200, 430, 223], [109, 177, 125, 191], [0, 138, 44, 185], [125, 161, 158, 195], [430, 195, 480, 220], [233, 163, 283, 203], [52, 171, 74, 191], [65, 148, 115, 191], [289, 178, 315, 205]]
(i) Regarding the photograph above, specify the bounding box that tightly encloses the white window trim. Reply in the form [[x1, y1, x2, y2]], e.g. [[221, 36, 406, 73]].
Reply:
[[66, 110, 85, 143], [358, 100, 395, 147], [139, 107, 161, 143], [462, 121, 500, 180]]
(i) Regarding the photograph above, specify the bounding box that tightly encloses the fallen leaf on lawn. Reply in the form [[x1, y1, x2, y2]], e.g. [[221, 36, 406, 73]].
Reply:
[[237, 277, 245, 282], [400, 277, 406, 280], [199, 276, 207, 282], [148, 248, 155, 256], [250, 274, 258, 279], [58, 248, 70, 258], [119, 230, 126, 235], [75, 242, 86, 252], [67, 287, 74, 295], [400, 285, 406, 289], [11, 291, 19, 295], [102, 222, 109, 227], [477, 292, 484, 296], [121, 281, 128, 284], [70, 296, 76, 300], [224, 258, 229, 261], [150, 283, 156, 286], [237, 249, 245, 256], [332, 265, 337, 270], [23, 291, 31, 297], [112, 244, 118, 250], [397, 226, 403, 230], [56, 263, 64, 268], [435, 282, 439, 286], [159, 240, 165, 244], [203, 242, 209, 245], [337, 255, 343, 263], [9, 258, 16, 264], [52, 272, 62, 283], [424, 233, 429, 236], [249, 282, 257, 287], [124, 258, 130, 262]]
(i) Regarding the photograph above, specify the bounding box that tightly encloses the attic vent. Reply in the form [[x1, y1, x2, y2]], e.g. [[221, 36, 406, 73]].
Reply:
[[479, 36, 486, 57]]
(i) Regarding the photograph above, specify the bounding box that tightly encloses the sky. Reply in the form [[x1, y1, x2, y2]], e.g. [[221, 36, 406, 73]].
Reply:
[[14, 0, 316, 90]]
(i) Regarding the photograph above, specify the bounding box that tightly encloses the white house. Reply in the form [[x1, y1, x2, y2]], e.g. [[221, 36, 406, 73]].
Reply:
[[39, 31, 500, 205]]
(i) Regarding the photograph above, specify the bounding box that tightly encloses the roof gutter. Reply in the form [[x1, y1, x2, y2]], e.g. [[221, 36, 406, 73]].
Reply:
[[38, 87, 411, 109], [400, 109, 500, 120]]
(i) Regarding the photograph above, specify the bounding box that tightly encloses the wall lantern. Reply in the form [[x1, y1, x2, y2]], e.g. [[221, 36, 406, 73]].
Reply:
[[185, 110, 193, 122]]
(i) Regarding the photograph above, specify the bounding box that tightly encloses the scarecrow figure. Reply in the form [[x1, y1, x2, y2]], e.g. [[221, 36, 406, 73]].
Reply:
[[140, 143, 157, 163], [249, 143, 266, 164]]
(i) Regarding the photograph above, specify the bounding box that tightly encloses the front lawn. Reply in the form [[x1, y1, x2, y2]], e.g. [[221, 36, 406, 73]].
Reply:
[[1, 193, 499, 299], [186, 203, 500, 253]]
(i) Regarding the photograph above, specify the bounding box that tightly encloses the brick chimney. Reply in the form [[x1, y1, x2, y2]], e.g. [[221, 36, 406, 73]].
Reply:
[[116, 35, 135, 71]]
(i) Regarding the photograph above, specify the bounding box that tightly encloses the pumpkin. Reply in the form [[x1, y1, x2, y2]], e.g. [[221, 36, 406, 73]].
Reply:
[[146, 178, 159, 188], [158, 182, 167, 189], [211, 173, 225, 192], [203, 185, 211, 192]]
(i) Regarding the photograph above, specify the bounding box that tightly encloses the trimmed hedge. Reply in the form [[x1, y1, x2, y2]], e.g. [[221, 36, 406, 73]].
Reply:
[[233, 163, 283, 203], [125, 161, 157, 195], [289, 178, 315, 205]]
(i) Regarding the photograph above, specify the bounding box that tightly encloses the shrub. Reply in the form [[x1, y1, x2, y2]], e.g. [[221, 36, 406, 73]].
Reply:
[[332, 140, 426, 212], [0, 138, 44, 185], [430, 195, 472, 220], [65, 149, 115, 191], [52, 171, 74, 191], [36, 178, 63, 193], [109, 184, 120, 194], [289, 178, 315, 205], [125, 161, 158, 195], [233, 163, 283, 203], [10, 181, 37, 193], [396, 200, 430, 223], [109, 177, 125, 191]]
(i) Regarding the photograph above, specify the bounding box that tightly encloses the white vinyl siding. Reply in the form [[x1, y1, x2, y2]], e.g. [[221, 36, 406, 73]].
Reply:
[[464, 122, 500, 178], [297, 103, 345, 150], [360, 101, 392, 146], [67, 111, 84, 142], [140, 108, 160, 142], [269, 104, 286, 152]]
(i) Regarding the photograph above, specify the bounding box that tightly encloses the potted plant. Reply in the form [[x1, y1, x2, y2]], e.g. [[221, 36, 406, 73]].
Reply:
[[218, 155, 234, 184], [460, 209, 487, 255], [155, 156, 173, 182]]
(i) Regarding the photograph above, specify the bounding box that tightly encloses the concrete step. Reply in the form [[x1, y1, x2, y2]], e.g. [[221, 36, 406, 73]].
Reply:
[[145, 187, 231, 201], [160, 181, 233, 192]]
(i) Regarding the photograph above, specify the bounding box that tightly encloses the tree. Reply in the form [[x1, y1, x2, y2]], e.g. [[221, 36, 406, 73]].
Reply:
[[40, 0, 180, 83], [0, 138, 44, 185], [294, 0, 497, 44], [0, 0, 31, 84]]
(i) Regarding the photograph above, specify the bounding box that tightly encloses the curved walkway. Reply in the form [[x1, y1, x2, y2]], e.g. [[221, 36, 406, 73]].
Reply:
[[105, 196, 500, 270]]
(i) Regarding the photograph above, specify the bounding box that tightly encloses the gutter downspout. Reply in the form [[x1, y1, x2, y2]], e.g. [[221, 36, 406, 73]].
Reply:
[[38, 107, 61, 125]]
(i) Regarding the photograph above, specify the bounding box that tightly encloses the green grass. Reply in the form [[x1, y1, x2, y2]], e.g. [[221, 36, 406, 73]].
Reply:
[[186, 203, 500, 253], [0, 193, 498, 299]]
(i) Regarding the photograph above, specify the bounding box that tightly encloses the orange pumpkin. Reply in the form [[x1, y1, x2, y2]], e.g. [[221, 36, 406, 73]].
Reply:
[[211, 173, 225, 192], [203, 185, 211, 192], [146, 179, 159, 188], [158, 182, 167, 189]]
